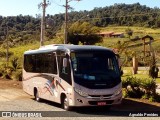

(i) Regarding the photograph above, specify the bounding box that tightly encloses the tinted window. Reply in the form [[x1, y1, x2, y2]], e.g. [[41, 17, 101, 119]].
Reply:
[[71, 52, 120, 80], [57, 51, 72, 85], [24, 52, 57, 74], [71, 52, 121, 89]]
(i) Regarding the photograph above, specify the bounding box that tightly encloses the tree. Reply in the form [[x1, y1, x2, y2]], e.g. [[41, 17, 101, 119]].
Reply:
[[149, 55, 159, 78], [68, 22, 102, 45], [112, 41, 135, 67], [125, 28, 133, 39]]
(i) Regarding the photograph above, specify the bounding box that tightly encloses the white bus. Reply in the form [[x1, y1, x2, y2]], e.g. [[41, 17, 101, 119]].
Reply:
[[23, 44, 122, 110]]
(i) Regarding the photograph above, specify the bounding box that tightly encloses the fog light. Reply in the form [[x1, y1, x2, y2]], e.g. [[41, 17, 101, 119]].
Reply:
[[77, 99, 83, 103]]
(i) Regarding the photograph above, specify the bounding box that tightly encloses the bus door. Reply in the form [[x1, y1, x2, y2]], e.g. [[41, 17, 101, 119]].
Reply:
[[48, 52, 59, 100], [57, 51, 72, 94]]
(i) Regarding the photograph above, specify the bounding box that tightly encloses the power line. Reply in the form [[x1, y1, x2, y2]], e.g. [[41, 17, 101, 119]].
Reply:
[[51, 0, 63, 7], [68, 0, 80, 11]]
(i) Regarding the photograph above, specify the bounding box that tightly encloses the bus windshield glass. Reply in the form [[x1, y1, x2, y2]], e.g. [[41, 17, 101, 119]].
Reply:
[[71, 52, 120, 83]]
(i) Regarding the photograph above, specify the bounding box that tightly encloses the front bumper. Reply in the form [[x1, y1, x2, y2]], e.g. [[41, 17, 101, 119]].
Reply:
[[69, 91, 122, 107]]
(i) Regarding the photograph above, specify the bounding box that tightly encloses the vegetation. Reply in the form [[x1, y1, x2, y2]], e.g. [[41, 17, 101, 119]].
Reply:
[[122, 76, 160, 102], [125, 28, 133, 39], [0, 3, 160, 45], [0, 56, 22, 80], [68, 21, 102, 44], [49, 3, 160, 29], [0, 3, 160, 82]]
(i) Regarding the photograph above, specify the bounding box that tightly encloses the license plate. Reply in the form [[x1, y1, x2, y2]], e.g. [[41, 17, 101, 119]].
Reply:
[[97, 102, 106, 106]]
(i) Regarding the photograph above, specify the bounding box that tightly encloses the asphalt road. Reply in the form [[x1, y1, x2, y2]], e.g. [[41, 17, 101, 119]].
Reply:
[[0, 88, 160, 120]]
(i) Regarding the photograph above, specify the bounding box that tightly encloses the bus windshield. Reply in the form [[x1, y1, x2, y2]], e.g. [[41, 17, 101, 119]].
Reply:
[[71, 52, 120, 84]]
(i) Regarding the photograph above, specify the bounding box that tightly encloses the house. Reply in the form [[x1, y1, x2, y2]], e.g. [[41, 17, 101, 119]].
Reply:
[[99, 31, 124, 38], [99, 32, 114, 37], [111, 32, 124, 38]]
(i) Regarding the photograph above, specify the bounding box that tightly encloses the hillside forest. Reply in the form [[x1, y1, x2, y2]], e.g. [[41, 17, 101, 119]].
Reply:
[[0, 3, 160, 44]]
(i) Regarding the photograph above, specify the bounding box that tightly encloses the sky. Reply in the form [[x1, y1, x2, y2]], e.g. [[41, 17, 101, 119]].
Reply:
[[0, 0, 160, 17]]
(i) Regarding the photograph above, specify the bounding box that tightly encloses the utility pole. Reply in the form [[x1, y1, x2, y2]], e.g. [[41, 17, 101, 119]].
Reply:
[[39, 0, 50, 47], [64, 0, 81, 44], [6, 25, 9, 67], [64, 0, 68, 44]]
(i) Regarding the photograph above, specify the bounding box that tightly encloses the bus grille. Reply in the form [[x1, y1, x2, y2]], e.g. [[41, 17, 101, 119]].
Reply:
[[89, 94, 113, 97]]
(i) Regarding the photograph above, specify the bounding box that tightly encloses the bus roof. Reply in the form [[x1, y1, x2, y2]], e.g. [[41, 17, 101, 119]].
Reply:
[[24, 44, 113, 54]]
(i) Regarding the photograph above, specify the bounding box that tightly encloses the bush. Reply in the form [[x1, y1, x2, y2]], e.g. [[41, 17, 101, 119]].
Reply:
[[149, 96, 156, 102], [0, 56, 22, 81], [122, 77, 132, 88], [0, 68, 3, 77], [11, 70, 22, 81], [122, 88, 128, 98], [149, 66, 159, 78], [142, 94, 149, 99], [9, 57, 22, 81], [148, 93, 160, 102], [140, 78, 156, 96], [0, 63, 11, 79], [122, 76, 158, 102], [152, 93, 160, 102], [122, 77, 144, 98]]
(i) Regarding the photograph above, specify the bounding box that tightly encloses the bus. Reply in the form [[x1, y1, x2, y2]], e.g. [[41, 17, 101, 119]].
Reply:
[[23, 44, 122, 110]]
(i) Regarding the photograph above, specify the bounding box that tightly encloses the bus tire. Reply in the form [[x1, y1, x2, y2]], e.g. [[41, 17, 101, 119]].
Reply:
[[34, 89, 41, 102], [61, 95, 71, 111]]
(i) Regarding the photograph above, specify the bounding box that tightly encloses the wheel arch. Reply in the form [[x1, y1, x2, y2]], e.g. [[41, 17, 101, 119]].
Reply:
[[33, 87, 38, 97], [60, 92, 66, 104]]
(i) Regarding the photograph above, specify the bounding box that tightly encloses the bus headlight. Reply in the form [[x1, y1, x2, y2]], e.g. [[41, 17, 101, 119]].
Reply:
[[74, 88, 88, 97], [114, 89, 121, 96]]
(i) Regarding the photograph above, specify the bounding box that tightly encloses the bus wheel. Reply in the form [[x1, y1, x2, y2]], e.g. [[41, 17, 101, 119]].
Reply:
[[62, 95, 71, 111], [35, 90, 41, 102]]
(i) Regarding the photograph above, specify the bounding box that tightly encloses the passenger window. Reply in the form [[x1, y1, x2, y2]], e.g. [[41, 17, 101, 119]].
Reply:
[[24, 52, 57, 74]]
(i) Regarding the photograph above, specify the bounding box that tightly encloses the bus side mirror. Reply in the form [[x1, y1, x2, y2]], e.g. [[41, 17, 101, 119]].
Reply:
[[63, 58, 67, 68], [120, 70, 123, 76]]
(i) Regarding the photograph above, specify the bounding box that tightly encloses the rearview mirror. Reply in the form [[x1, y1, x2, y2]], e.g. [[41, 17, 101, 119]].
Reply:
[[120, 70, 123, 76]]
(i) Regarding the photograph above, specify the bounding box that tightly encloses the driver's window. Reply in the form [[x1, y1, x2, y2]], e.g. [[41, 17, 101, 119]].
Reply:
[[58, 51, 72, 85], [62, 58, 68, 74], [108, 58, 114, 70]]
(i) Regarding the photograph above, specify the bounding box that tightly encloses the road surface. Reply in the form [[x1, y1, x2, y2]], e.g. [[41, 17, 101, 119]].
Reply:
[[0, 80, 160, 120]]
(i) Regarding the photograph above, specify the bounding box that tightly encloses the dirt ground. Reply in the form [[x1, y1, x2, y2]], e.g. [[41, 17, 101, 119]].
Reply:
[[0, 78, 30, 102], [0, 78, 22, 89]]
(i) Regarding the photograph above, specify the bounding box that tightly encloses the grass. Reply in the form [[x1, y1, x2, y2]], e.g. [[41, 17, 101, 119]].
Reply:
[[122, 67, 160, 84], [122, 72, 160, 84], [99, 26, 160, 67], [99, 26, 160, 57], [3, 26, 160, 57], [0, 40, 53, 60], [101, 26, 160, 34], [98, 37, 129, 48]]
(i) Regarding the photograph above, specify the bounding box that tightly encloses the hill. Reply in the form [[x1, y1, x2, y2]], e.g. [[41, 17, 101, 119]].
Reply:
[[0, 3, 160, 46]]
